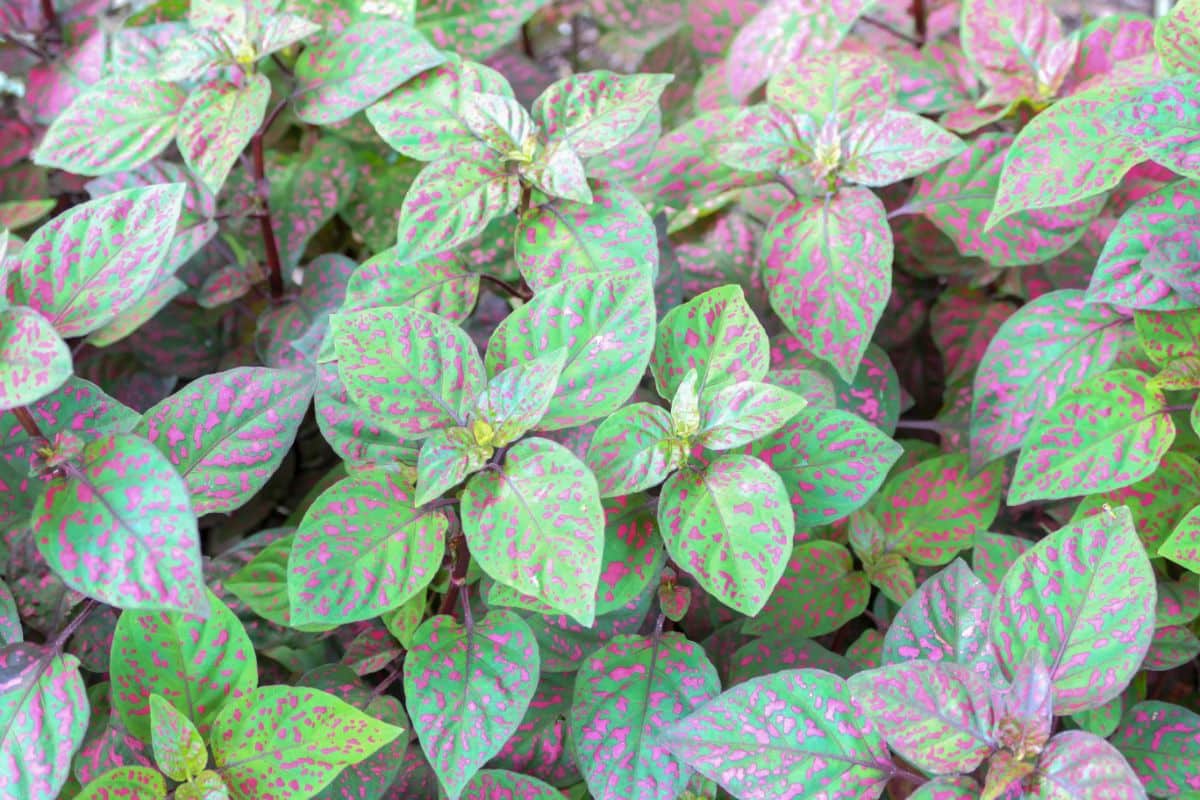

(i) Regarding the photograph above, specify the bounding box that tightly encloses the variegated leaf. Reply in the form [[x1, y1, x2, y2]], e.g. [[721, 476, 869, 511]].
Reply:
[[0, 305, 71, 411], [743, 540, 870, 638], [532, 70, 672, 159], [176, 75, 270, 194], [395, 157, 520, 263]]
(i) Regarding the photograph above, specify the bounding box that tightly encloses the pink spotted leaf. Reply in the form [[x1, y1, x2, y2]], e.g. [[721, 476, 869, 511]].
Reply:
[[461, 770, 559, 800], [972, 532, 1031, 595], [841, 109, 965, 187], [330, 305, 486, 439], [848, 660, 996, 775], [514, 180, 657, 291], [288, 469, 447, 627], [210, 685, 403, 800], [1111, 700, 1200, 797], [907, 777, 982, 799], [992, 652, 1054, 758], [176, 75, 270, 194], [1107, 79, 1200, 182], [1142, 625, 1200, 671], [267, 137, 357, 269], [414, 426, 491, 506], [1010, 369, 1174, 504], [969, 290, 1135, 470], [462, 437, 604, 625], [1156, 0, 1200, 74], [0, 644, 89, 799], [135, 367, 314, 515], [883, 559, 996, 679], [487, 272, 655, 428], [761, 186, 892, 383], [532, 70, 672, 159], [403, 611, 538, 800], [1161, 505, 1200, 572], [766, 50, 894, 124], [874, 454, 1003, 566], [148, 694, 205, 782], [416, 0, 545, 60], [395, 157, 520, 263], [571, 633, 720, 800], [10, 184, 185, 338], [586, 404, 681, 498], [661, 668, 893, 800], [293, 20, 445, 125], [344, 248, 478, 322], [366, 55, 514, 162], [696, 381, 808, 451], [960, 0, 1075, 104], [1062, 15, 1155, 94], [111, 589, 256, 741], [470, 348, 566, 446], [0, 305, 71, 411], [658, 453, 793, 616], [32, 79, 185, 175], [742, 540, 869, 638], [990, 506, 1155, 716], [748, 407, 902, 527], [726, 0, 869, 101], [75, 765, 167, 799], [32, 433, 204, 614], [1033, 731, 1147, 799]]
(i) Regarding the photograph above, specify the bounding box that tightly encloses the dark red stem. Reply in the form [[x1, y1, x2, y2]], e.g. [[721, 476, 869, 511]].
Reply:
[[438, 532, 471, 618], [478, 274, 533, 302], [11, 406, 47, 442], [51, 599, 96, 651], [251, 100, 289, 303], [39, 0, 58, 34], [911, 0, 927, 46]]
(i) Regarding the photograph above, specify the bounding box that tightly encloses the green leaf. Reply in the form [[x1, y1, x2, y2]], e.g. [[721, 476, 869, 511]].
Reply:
[[462, 770, 561, 800], [514, 180, 657, 291], [136, 367, 315, 515], [586, 403, 681, 497], [991, 506, 1155, 715], [225, 533, 301, 630], [532, 70, 673, 159], [697, 381, 807, 450], [651, 285, 769, 399], [11, 185, 185, 337], [0, 305, 71, 411], [415, 0, 544, 60], [293, 20, 445, 124], [761, 186, 893, 382], [331, 305, 486, 439], [210, 686, 403, 800], [1112, 700, 1200, 797], [883, 559, 995, 674], [76, 766, 167, 800], [176, 771, 228, 800], [111, 589, 257, 740], [366, 54, 515, 162], [415, 426, 490, 505], [742, 540, 870, 638], [874, 454, 1003, 566], [344, 246, 479, 322], [289, 469, 446, 627], [149, 694, 206, 782], [749, 407, 901, 527], [1161, 505, 1200, 572], [658, 453, 793, 616], [32, 432, 205, 614], [1156, 0, 1200, 74], [462, 437, 604, 625], [519, 140, 593, 204], [0, 644, 89, 799], [461, 91, 537, 156], [404, 611, 539, 800], [485, 272, 656, 429], [571, 633, 720, 800], [1010, 370, 1174, 504], [1107, 79, 1200, 181], [176, 75, 271, 194], [33, 79, 185, 175], [848, 660, 995, 776], [396, 157, 520, 263], [1135, 308, 1200, 366], [472, 348, 567, 446], [841, 109, 965, 186], [661, 669, 891, 800]]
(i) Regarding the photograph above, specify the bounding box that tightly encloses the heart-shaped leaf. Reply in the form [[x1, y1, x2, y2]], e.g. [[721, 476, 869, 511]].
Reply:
[[486, 272, 655, 429], [331, 304, 485, 439], [571, 633, 720, 800], [661, 668, 892, 800], [990, 506, 1155, 715], [462, 437, 603, 625], [32, 432, 205, 614], [1010, 369, 1174, 504], [658, 453, 793, 616], [970, 290, 1135, 470], [176, 75, 270, 194], [111, 589, 256, 741], [33, 79, 185, 175], [848, 660, 995, 775], [289, 469, 446, 627], [11, 184, 185, 337], [0, 305, 71, 411], [293, 20, 445, 124], [1112, 700, 1200, 797], [0, 644, 89, 799], [761, 186, 892, 382], [136, 367, 314, 515], [210, 685, 403, 800], [404, 611, 538, 800]]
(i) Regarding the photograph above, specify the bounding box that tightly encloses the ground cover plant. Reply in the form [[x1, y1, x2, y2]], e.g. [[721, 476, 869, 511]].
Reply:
[[2, 0, 1200, 798]]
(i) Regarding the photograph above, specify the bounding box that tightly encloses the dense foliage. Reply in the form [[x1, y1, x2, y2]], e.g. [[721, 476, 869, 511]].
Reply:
[[2, 0, 1200, 798]]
